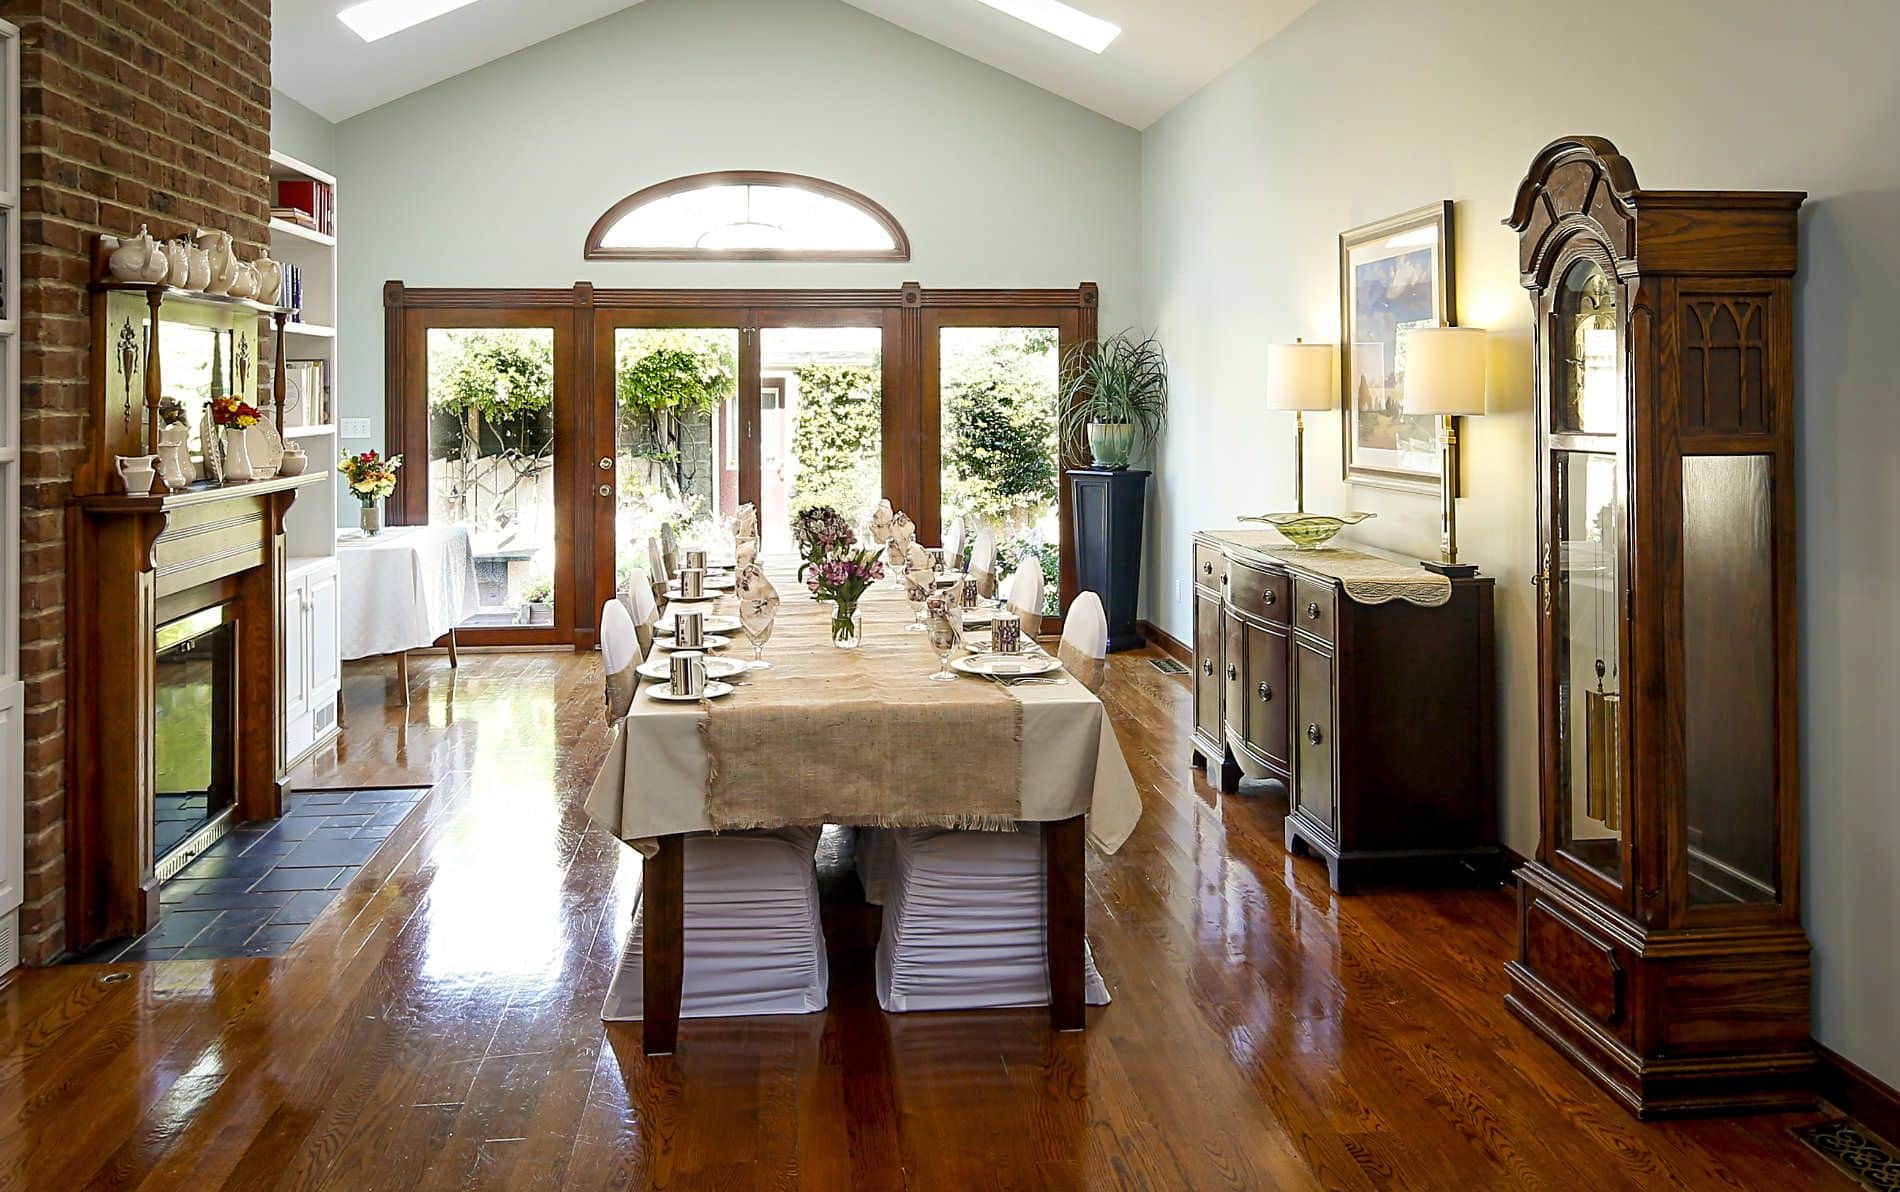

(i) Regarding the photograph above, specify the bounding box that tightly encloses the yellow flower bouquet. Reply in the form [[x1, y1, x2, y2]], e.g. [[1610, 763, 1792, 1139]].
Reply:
[[339, 449, 402, 506]]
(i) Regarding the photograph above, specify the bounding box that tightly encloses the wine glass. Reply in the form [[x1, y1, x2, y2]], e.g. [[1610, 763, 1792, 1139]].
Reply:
[[926, 609, 959, 682], [741, 612, 773, 670], [905, 572, 930, 632]]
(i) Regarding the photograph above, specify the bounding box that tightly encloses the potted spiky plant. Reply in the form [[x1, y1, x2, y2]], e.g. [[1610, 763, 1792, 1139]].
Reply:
[[1058, 332, 1169, 652]]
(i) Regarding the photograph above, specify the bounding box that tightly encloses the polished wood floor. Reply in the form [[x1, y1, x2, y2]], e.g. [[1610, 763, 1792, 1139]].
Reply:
[[0, 647, 1853, 1190]]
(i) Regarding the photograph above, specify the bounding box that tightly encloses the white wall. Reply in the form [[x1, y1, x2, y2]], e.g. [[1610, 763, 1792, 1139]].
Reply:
[[332, 0, 1141, 463], [1141, 0, 1899, 1089], [271, 89, 338, 174]]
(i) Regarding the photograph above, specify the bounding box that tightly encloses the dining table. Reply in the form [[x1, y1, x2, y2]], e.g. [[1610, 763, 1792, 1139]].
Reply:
[[585, 559, 1143, 1054]]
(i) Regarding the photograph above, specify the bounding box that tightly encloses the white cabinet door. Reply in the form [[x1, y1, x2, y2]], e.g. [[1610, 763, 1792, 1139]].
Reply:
[[283, 573, 309, 723], [307, 562, 340, 704]]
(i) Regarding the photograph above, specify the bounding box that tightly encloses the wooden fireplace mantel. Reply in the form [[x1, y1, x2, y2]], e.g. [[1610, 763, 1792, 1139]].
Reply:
[[66, 473, 323, 947]]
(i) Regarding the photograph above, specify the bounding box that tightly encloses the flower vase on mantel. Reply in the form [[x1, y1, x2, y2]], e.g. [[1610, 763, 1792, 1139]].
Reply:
[[220, 426, 255, 485], [360, 499, 384, 537]]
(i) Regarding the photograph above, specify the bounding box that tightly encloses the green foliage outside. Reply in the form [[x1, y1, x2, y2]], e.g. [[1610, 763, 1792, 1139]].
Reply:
[[427, 329, 556, 526], [941, 328, 1059, 533], [789, 363, 881, 516], [616, 330, 736, 497]]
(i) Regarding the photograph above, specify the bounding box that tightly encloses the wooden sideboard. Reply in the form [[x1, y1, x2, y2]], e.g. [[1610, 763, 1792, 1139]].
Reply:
[[1190, 530, 1499, 892]]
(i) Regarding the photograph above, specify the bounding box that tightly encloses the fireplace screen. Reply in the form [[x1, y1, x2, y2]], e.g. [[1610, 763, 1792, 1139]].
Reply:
[[154, 607, 237, 864]]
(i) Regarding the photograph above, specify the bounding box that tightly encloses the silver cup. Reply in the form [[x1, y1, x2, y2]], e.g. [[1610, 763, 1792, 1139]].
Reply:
[[669, 650, 707, 698], [680, 568, 706, 599], [675, 609, 705, 649], [685, 548, 708, 571], [926, 547, 945, 575], [992, 612, 1022, 654], [959, 577, 979, 609]]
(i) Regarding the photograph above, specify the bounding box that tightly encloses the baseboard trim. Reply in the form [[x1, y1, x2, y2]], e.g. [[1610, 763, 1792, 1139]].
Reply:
[[1818, 1043, 1900, 1146], [1139, 620, 1189, 665]]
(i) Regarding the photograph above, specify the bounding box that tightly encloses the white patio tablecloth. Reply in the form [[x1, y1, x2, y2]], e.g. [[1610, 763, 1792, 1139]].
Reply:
[[336, 524, 479, 660], [584, 573, 1144, 857]]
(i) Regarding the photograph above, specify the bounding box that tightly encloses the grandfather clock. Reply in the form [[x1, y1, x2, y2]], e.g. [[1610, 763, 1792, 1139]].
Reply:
[[1503, 137, 1813, 1117]]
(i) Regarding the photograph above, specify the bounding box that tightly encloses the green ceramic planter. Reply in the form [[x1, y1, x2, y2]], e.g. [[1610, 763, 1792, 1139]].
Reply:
[[1087, 422, 1134, 469]]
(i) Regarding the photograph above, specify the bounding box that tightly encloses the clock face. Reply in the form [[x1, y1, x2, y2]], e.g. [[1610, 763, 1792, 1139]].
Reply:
[[1554, 258, 1621, 435]]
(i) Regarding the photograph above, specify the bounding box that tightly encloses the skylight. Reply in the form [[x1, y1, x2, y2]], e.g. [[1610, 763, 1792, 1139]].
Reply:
[[973, 0, 1121, 53], [337, 0, 483, 43]]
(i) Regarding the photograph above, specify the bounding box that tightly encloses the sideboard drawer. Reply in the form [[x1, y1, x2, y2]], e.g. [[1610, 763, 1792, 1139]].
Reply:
[[1294, 577, 1336, 643], [1193, 591, 1222, 743], [1193, 542, 1226, 592], [1293, 641, 1336, 836], [1244, 621, 1289, 766], [1228, 560, 1289, 625]]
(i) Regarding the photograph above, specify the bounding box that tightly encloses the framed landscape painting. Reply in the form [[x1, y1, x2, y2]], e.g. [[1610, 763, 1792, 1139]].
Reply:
[[1339, 202, 1456, 491]]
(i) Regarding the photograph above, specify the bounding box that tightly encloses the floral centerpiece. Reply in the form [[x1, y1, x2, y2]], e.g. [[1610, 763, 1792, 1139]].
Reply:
[[339, 449, 402, 536], [792, 505, 857, 581], [209, 394, 264, 483], [805, 545, 885, 648]]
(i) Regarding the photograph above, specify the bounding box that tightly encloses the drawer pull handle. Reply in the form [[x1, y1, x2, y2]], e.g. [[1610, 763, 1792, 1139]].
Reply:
[[1262, 590, 1276, 606], [1306, 601, 1322, 620], [1202, 561, 1213, 575], [1257, 682, 1272, 702], [1306, 724, 1323, 746], [1225, 663, 1238, 681], [1202, 659, 1214, 676]]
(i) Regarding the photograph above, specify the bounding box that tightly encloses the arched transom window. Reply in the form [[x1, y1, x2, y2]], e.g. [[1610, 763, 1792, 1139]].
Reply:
[[584, 171, 911, 262]]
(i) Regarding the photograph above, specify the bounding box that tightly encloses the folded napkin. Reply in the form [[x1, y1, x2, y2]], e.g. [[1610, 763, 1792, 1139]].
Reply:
[[736, 562, 780, 642], [891, 511, 914, 547], [736, 538, 759, 568], [734, 503, 759, 545], [869, 498, 895, 545], [903, 540, 931, 572], [885, 511, 916, 575]]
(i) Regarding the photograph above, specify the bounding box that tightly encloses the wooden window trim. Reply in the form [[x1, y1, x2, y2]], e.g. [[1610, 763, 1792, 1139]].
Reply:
[[583, 171, 912, 263]]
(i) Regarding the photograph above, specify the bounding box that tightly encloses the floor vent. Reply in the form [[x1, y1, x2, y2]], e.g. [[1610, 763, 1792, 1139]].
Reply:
[[1150, 657, 1189, 675], [1794, 1119, 1900, 1191]]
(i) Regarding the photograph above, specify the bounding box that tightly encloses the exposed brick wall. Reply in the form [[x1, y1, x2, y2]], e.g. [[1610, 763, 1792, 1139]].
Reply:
[[0, 0, 271, 961]]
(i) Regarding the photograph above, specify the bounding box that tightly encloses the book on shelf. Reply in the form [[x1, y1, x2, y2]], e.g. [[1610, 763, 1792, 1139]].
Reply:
[[274, 179, 335, 236], [282, 359, 328, 428], [271, 206, 319, 231]]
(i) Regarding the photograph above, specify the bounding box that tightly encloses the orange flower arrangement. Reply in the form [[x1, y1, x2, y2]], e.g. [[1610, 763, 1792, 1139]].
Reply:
[[209, 394, 261, 429]]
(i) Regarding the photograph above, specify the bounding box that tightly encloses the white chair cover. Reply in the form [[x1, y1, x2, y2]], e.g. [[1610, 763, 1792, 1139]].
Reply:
[[942, 518, 964, 570], [602, 827, 828, 1022], [625, 575, 659, 659], [1058, 591, 1109, 694], [647, 537, 671, 612], [876, 824, 1109, 1012], [600, 599, 642, 724], [968, 525, 998, 598], [1004, 566, 1045, 639]]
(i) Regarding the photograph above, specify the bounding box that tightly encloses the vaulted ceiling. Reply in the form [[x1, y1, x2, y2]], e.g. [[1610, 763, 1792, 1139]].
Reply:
[[272, 0, 1316, 128]]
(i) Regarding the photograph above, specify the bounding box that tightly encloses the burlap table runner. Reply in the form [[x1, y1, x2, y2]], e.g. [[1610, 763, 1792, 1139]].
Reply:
[[695, 571, 1024, 832], [1206, 530, 1453, 608]]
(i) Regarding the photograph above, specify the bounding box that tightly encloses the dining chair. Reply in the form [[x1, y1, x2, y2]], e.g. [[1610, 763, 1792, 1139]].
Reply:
[[602, 826, 829, 1022], [942, 518, 964, 571], [625, 573, 659, 660], [600, 599, 642, 724], [968, 525, 998, 598], [660, 522, 681, 577], [647, 537, 671, 613], [1004, 565, 1045, 638], [1058, 591, 1110, 694], [875, 824, 1109, 1013]]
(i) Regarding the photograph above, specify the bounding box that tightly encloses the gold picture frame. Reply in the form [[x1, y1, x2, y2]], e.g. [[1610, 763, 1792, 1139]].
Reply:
[[1339, 201, 1456, 491]]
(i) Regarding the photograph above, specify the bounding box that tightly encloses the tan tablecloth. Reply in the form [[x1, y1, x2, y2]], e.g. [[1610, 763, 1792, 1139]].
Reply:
[[585, 569, 1142, 857]]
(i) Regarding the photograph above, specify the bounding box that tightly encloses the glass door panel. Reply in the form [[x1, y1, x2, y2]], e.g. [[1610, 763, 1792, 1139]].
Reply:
[[425, 326, 560, 630], [610, 327, 739, 594], [1551, 449, 1626, 889], [757, 326, 882, 555], [938, 326, 1061, 618]]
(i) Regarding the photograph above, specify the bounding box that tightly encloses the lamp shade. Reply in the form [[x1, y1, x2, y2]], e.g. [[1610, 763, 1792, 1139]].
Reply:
[[1265, 342, 1334, 411], [1402, 326, 1488, 416]]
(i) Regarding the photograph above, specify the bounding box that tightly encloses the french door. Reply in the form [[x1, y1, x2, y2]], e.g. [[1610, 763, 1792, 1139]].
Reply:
[[386, 283, 1096, 649]]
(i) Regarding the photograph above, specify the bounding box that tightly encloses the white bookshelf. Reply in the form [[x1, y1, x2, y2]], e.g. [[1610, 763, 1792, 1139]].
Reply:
[[268, 149, 342, 766], [0, 19, 23, 973]]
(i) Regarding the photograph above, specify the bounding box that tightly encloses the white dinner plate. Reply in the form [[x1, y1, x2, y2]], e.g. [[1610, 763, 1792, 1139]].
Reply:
[[637, 655, 746, 680], [646, 680, 737, 702], [655, 614, 742, 636], [952, 653, 1062, 679], [959, 607, 997, 627], [652, 634, 731, 652]]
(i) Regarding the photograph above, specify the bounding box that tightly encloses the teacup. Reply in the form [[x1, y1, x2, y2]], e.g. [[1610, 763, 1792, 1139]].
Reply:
[[669, 650, 707, 698], [684, 548, 708, 571], [679, 568, 705, 599], [959, 577, 979, 609], [992, 613, 1022, 654], [675, 610, 705, 649]]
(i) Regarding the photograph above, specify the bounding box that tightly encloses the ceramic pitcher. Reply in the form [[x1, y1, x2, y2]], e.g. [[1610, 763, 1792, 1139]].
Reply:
[[198, 230, 237, 295], [183, 239, 210, 291], [114, 454, 159, 495], [163, 238, 189, 288], [155, 423, 194, 488], [106, 226, 169, 284], [252, 255, 283, 305]]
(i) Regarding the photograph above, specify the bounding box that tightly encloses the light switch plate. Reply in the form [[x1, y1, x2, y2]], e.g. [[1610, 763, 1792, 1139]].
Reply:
[[341, 418, 372, 438]]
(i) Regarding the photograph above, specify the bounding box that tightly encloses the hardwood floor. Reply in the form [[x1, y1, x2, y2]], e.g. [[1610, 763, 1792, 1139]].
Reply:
[[0, 647, 1854, 1190]]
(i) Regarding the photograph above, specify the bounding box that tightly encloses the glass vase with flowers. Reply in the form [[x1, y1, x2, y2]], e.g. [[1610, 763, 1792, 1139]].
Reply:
[[805, 545, 885, 648], [339, 449, 403, 536]]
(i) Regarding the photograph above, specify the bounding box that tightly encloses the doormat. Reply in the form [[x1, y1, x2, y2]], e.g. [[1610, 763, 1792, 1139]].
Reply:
[[1794, 1119, 1900, 1191], [1150, 657, 1189, 675]]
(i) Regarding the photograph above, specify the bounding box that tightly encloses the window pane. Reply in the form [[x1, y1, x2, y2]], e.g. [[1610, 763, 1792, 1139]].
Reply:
[[612, 328, 739, 595], [939, 327, 1060, 616], [759, 327, 882, 556], [599, 183, 895, 253], [426, 327, 557, 628], [1552, 450, 1625, 887]]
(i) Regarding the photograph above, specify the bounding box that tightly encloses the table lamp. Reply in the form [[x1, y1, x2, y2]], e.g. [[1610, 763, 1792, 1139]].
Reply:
[[1401, 325, 1487, 577], [1264, 339, 1334, 512]]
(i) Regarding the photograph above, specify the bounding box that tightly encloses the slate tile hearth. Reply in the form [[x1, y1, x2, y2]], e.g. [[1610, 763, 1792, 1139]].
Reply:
[[68, 787, 430, 964]]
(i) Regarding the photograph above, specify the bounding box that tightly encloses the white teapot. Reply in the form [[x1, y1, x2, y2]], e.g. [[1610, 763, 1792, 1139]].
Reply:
[[228, 260, 258, 300], [163, 238, 189, 288], [252, 254, 283, 305], [182, 239, 210, 290], [198, 229, 238, 295], [106, 226, 169, 285]]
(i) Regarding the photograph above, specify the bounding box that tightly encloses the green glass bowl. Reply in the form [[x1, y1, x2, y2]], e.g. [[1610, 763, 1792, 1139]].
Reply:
[[1240, 511, 1375, 549]]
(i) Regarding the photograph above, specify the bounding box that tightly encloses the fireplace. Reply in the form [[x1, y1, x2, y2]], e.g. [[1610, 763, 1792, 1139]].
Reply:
[[153, 606, 238, 875]]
